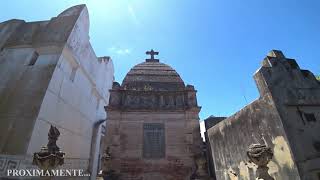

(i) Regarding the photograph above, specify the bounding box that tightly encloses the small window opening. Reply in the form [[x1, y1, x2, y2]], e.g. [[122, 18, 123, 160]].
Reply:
[[70, 67, 77, 82], [304, 113, 316, 122], [28, 51, 39, 66]]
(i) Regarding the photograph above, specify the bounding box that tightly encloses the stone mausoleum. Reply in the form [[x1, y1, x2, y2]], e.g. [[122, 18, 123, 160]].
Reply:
[[207, 50, 320, 180], [1, 3, 319, 180], [103, 50, 209, 180], [0, 5, 114, 179]]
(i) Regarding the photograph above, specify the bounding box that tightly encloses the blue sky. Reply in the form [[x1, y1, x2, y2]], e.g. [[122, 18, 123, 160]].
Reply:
[[1, 0, 320, 120]]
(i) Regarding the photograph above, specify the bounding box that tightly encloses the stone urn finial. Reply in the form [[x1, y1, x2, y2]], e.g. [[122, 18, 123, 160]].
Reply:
[[102, 147, 111, 168], [33, 125, 65, 171], [101, 147, 120, 180], [247, 143, 274, 180]]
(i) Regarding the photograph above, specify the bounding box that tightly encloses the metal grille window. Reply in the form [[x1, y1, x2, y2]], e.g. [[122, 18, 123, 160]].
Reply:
[[143, 123, 165, 159], [304, 113, 316, 122]]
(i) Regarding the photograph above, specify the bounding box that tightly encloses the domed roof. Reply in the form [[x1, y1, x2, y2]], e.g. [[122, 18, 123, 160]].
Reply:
[[122, 60, 185, 91]]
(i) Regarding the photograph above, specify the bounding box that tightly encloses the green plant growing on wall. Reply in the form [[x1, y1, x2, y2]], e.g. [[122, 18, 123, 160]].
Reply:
[[316, 75, 320, 81]]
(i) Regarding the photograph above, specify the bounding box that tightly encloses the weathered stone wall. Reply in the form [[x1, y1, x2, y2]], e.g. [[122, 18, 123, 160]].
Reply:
[[0, 5, 114, 179], [105, 110, 202, 180], [0, 47, 58, 154], [254, 50, 320, 180], [207, 94, 300, 180], [204, 116, 226, 179], [0, 19, 24, 50], [207, 50, 314, 180], [0, 4, 85, 155]]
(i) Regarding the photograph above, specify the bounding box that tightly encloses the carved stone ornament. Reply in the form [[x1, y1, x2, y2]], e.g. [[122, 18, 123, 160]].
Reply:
[[102, 147, 111, 170], [33, 125, 65, 171], [101, 147, 120, 180], [247, 143, 274, 180]]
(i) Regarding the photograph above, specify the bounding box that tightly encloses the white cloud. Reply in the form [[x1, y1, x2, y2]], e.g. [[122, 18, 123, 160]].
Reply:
[[128, 5, 140, 26], [108, 47, 131, 55], [116, 49, 131, 55]]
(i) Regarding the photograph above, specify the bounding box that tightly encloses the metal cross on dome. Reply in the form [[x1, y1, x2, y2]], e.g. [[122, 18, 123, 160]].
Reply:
[[146, 49, 159, 62]]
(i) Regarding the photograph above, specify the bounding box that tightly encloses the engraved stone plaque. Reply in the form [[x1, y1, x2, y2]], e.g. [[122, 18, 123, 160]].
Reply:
[[143, 123, 165, 159]]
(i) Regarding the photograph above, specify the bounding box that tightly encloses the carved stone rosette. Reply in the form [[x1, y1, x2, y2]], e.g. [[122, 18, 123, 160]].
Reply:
[[247, 143, 274, 180]]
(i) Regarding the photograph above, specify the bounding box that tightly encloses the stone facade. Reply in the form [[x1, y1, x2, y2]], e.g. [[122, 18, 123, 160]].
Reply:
[[207, 50, 320, 180], [103, 56, 209, 180], [203, 116, 226, 179], [0, 5, 114, 179]]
